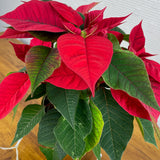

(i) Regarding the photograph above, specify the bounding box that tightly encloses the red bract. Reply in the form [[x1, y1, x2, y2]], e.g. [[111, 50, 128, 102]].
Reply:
[[81, 7, 129, 37], [95, 14, 130, 36], [111, 89, 151, 120], [129, 21, 145, 55], [46, 62, 88, 90], [0, 1, 66, 32], [143, 59, 160, 83], [129, 22, 160, 82], [63, 22, 81, 35], [76, 2, 99, 14], [30, 38, 52, 48], [0, 28, 33, 39], [142, 78, 160, 123], [57, 34, 113, 96], [0, 73, 30, 119], [85, 8, 106, 27], [129, 21, 156, 58], [10, 42, 32, 62], [50, 1, 83, 27]]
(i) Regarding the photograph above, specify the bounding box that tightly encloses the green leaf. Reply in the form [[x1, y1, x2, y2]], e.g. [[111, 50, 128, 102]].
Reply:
[[40, 147, 54, 160], [54, 118, 86, 159], [84, 100, 104, 153], [137, 117, 157, 147], [40, 144, 66, 160], [6, 72, 16, 76], [25, 83, 46, 101], [12, 104, 18, 120], [52, 144, 66, 160], [113, 49, 134, 55], [111, 27, 125, 35], [123, 34, 129, 42], [135, 117, 144, 137], [54, 99, 92, 159], [78, 12, 85, 22], [108, 33, 121, 50], [47, 84, 80, 127], [92, 88, 134, 160], [11, 104, 45, 145], [74, 99, 92, 137], [38, 109, 61, 147], [25, 46, 60, 94], [102, 50, 160, 112], [7, 67, 26, 77], [29, 31, 64, 42], [78, 12, 85, 30], [93, 144, 101, 160]]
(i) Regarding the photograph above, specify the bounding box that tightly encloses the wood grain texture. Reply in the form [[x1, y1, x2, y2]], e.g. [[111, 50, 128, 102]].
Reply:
[[0, 34, 160, 160]]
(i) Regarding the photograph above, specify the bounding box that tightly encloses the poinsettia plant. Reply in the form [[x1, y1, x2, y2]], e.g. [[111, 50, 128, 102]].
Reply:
[[0, 0, 160, 159]]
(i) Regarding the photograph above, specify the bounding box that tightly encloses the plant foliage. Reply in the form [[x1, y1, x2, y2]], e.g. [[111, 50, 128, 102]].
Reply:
[[0, 0, 160, 159]]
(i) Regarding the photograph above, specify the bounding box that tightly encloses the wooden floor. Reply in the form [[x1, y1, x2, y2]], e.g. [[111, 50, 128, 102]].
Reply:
[[0, 34, 160, 160]]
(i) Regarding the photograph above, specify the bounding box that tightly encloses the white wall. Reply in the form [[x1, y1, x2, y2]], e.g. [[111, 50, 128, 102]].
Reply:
[[0, 0, 160, 62]]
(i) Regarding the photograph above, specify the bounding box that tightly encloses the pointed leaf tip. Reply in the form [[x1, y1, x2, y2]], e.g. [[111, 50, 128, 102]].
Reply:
[[11, 104, 45, 145], [76, 2, 100, 14], [129, 21, 145, 54], [97, 13, 131, 33]]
